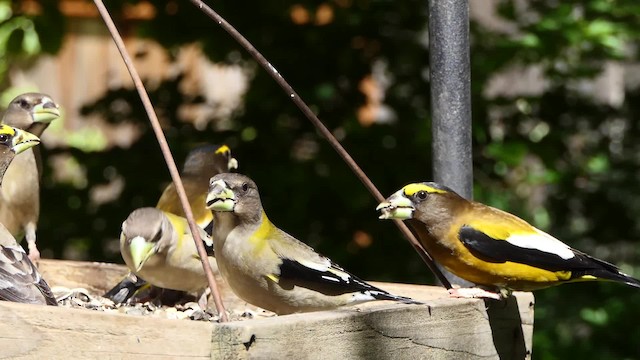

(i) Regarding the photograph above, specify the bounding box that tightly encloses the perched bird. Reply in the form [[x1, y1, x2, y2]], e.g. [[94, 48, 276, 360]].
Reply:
[[0, 124, 56, 305], [104, 144, 237, 303], [205, 173, 419, 315], [117, 207, 217, 306], [0, 93, 60, 261], [156, 144, 238, 232], [377, 182, 640, 299]]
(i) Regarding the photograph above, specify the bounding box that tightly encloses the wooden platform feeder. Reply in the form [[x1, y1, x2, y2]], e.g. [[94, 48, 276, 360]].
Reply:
[[0, 260, 533, 359]]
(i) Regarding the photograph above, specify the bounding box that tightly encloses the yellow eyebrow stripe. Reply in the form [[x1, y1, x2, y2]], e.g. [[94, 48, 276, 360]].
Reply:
[[215, 145, 230, 154], [0, 125, 16, 136], [403, 183, 448, 196]]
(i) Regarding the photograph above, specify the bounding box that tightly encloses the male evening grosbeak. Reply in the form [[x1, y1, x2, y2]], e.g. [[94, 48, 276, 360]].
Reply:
[[0, 124, 56, 305], [0, 93, 60, 262], [105, 144, 237, 303], [377, 182, 640, 299], [206, 173, 419, 315]]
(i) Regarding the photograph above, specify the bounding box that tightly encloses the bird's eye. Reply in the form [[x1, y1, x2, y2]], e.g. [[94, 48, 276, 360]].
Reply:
[[416, 191, 428, 200], [242, 183, 249, 192], [18, 99, 29, 109], [0, 134, 9, 144]]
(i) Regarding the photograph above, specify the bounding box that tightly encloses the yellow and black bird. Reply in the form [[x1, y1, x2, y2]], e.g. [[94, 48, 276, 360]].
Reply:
[[0, 93, 60, 262], [104, 144, 237, 303], [206, 173, 419, 315], [0, 124, 56, 305], [377, 182, 640, 299], [156, 144, 238, 232]]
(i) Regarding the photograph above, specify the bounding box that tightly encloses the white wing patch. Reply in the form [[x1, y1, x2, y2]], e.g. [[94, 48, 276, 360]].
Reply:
[[506, 229, 575, 260], [297, 258, 353, 283], [297, 258, 331, 273]]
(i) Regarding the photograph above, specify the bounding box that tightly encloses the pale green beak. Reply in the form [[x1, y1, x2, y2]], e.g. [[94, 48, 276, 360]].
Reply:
[[129, 236, 156, 272], [32, 97, 60, 123], [228, 157, 238, 170], [376, 190, 415, 220], [10, 128, 40, 155], [206, 179, 236, 212]]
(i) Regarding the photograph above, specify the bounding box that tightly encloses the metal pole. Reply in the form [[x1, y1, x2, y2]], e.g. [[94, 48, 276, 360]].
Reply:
[[429, 0, 474, 287]]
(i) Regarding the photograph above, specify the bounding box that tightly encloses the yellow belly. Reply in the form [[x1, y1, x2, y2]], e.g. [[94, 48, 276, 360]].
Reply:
[[416, 227, 571, 291]]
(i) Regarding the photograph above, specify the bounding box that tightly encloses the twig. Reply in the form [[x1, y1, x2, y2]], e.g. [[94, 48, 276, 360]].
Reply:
[[93, 0, 229, 321], [187, 0, 452, 289]]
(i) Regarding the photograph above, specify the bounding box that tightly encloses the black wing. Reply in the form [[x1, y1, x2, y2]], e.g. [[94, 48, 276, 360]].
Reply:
[[276, 258, 379, 296], [103, 272, 149, 303], [459, 225, 640, 286], [276, 258, 418, 303]]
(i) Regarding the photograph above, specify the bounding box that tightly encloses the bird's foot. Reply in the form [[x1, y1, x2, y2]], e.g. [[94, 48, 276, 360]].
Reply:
[[448, 287, 503, 300], [27, 243, 40, 264], [197, 290, 210, 311]]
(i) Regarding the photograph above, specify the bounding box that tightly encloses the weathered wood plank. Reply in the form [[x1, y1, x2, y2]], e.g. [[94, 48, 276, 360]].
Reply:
[[0, 301, 214, 359], [38, 259, 130, 294], [2, 260, 533, 359], [211, 285, 534, 360]]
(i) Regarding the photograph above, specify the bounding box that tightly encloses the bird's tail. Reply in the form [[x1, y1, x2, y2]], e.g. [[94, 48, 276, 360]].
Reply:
[[366, 289, 423, 305], [573, 253, 640, 289], [103, 273, 149, 303], [585, 269, 640, 288]]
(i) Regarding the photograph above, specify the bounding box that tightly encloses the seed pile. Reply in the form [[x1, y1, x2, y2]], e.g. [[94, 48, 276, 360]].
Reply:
[[52, 287, 275, 322]]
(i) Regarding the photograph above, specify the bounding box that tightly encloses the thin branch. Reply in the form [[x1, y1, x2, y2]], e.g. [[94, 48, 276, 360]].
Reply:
[[187, 0, 452, 289], [93, 0, 229, 321]]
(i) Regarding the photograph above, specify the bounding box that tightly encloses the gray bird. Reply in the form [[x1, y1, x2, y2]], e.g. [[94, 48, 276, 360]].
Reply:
[[104, 144, 237, 303], [119, 207, 218, 306], [0, 93, 60, 262], [205, 172, 419, 315]]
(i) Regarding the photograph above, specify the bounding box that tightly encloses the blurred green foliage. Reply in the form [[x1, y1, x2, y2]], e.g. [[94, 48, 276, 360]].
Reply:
[[8, 0, 640, 358]]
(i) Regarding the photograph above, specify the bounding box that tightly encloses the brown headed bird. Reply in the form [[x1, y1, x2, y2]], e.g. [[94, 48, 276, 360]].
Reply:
[[377, 182, 640, 299]]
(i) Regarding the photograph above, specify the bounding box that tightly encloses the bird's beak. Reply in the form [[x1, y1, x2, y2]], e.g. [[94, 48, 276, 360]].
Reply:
[[214, 145, 239, 171], [206, 179, 236, 211], [228, 157, 238, 170], [376, 190, 415, 220], [129, 236, 155, 272], [32, 97, 60, 123], [11, 128, 40, 155]]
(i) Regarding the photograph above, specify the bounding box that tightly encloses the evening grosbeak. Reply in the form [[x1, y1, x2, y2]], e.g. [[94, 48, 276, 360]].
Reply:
[[156, 144, 238, 232], [117, 207, 218, 306], [377, 182, 640, 299], [0, 124, 56, 305], [205, 173, 419, 315], [0, 93, 60, 262], [105, 144, 237, 303]]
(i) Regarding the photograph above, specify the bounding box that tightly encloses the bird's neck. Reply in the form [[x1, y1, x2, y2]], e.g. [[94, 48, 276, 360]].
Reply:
[[26, 122, 50, 138], [0, 149, 14, 185], [212, 211, 237, 234]]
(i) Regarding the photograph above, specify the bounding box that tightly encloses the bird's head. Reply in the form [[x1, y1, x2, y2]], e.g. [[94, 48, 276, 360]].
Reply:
[[206, 173, 262, 221], [121, 208, 171, 272], [5, 93, 60, 130], [214, 144, 239, 172], [0, 124, 40, 155], [182, 144, 238, 177], [377, 182, 464, 225]]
